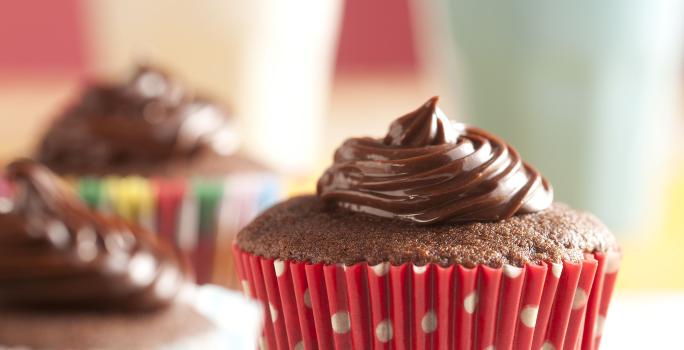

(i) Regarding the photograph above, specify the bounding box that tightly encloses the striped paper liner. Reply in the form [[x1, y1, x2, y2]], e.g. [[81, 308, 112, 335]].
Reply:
[[72, 174, 281, 287], [233, 245, 620, 350]]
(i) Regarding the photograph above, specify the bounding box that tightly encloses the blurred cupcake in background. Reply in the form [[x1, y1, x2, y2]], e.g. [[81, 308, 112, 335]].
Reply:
[[0, 159, 262, 349], [35, 65, 281, 287], [234, 97, 620, 349]]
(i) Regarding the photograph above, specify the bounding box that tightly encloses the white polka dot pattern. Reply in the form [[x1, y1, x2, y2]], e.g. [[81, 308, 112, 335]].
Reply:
[[503, 265, 522, 278], [233, 248, 618, 349], [303, 288, 312, 308], [375, 319, 393, 343], [604, 253, 621, 274], [421, 311, 438, 333], [413, 265, 428, 274], [331, 311, 351, 334], [464, 292, 478, 314], [519, 305, 538, 328], [572, 289, 588, 310], [273, 260, 286, 277], [241, 280, 250, 296], [541, 341, 556, 350], [595, 315, 606, 337], [371, 262, 390, 276], [269, 303, 278, 322], [551, 263, 563, 278]]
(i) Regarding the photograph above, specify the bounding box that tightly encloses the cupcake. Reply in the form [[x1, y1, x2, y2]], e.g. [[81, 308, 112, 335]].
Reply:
[[35, 66, 281, 287], [0, 159, 263, 349], [234, 97, 620, 349]]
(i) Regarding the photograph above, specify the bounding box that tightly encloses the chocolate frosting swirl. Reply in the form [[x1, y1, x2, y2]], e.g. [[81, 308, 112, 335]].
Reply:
[[317, 96, 553, 224], [0, 159, 188, 310], [37, 65, 239, 174]]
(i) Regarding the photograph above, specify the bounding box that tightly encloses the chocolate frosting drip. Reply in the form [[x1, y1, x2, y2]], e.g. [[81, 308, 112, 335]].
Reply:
[[0, 159, 188, 310], [317, 96, 553, 224], [37, 66, 239, 173]]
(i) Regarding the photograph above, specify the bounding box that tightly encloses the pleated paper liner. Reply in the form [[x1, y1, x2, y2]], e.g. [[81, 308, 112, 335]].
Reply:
[[71, 174, 281, 287], [233, 245, 620, 350]]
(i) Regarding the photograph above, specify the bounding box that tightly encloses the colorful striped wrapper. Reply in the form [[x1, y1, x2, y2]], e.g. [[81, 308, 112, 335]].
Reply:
[[73, 174, 281, 287]]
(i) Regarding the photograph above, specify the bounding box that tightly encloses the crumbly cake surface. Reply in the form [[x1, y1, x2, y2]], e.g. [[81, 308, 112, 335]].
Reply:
[[237, 195, 619, 267]]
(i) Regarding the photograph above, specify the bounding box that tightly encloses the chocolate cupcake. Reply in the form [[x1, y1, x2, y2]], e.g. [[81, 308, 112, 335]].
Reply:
[[0, 160, 262, 349], [235, 97, 620, 350], [34, 66, 281, 286]]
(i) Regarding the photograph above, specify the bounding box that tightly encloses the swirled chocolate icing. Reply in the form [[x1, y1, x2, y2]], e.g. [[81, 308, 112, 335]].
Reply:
[[0, 159, 188, 310], [317, 96, 553, 224], [37, 66, 239, 175]]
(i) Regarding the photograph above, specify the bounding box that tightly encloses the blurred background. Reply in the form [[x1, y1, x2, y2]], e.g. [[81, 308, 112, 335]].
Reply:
[[1, 0, 684, 345]]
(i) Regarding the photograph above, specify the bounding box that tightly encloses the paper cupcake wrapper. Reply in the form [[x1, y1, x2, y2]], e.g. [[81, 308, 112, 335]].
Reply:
[[71, 174, 281, 286], [233, 246, 620, 350]]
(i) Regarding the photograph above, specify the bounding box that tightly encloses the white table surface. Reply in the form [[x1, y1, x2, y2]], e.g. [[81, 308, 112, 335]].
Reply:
[[601, 292, 684, 349], [193, 286, 263, 350]]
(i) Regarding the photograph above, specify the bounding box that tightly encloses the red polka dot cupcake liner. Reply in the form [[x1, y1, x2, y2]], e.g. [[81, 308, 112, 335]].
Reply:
[[233, 246, 620, 350]]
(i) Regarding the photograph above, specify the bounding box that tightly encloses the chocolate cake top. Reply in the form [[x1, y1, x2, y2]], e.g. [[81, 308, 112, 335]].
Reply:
[[37, 65, 244, 176], [236, 195, 618, 267], [0, 159, 189, 310]]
